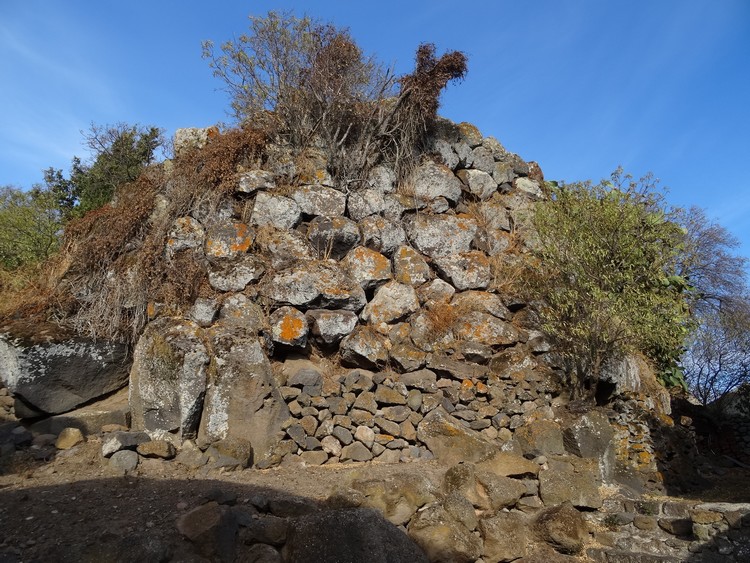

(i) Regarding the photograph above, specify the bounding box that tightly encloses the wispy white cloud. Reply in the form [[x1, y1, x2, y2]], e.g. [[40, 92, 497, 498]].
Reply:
[[0, 7, 125, 186]]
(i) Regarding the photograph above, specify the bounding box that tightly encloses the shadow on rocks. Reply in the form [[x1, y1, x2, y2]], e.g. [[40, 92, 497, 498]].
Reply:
[[0, 477, 429, 563]]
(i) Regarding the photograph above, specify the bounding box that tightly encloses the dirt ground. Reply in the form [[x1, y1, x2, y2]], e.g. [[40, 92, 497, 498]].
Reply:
[[2, 429, 749, 562], [0, 437, 452, 562]]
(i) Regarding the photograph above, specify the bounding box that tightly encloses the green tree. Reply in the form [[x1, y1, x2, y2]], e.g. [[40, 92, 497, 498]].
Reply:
[[529, 168, 691, 399], [0, 185, 61, 269], [44, 123, 163, 218]]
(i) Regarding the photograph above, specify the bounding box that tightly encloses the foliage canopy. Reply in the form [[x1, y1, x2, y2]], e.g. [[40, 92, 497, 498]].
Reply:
[[0, 185, 61, 270], [44, 123, 163, 220], [529, 169, 692, 398]]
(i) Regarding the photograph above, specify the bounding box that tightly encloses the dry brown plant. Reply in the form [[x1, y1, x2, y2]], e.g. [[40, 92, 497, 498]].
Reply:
[[424, 299, 460, 342], [2, 126, 266, 344]]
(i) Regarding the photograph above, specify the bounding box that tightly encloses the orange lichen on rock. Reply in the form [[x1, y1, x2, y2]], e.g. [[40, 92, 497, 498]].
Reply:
[[279, 313, 306, 342]]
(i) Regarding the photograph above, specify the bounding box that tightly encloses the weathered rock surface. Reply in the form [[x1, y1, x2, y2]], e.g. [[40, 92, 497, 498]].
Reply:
[[0, 331, 129, 416], [361, 281, 420, 326], [408, 503, 482, 563], [417, 407, 495, 465], [405, 214, 477, 258], [534, 502, 587, 555], [204, 220, 254, 261], [251, 192, 301, 229], [290, 184, 347, 217], [410, 161, 463, 203], [285, 508, 429, 563], [539, 457, 603, 509], [305, 309, 358, 345], [129, 318, 209, 440], [480, 511, 530, 562], [261, 261, 366, 312], [198, 335, 289, 466]]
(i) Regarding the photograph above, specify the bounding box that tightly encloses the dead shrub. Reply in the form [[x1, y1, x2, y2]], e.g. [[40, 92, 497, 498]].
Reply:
[[205, 13, 467, 186], [1, 126, 266, 344], [424, 299, 460, 341]]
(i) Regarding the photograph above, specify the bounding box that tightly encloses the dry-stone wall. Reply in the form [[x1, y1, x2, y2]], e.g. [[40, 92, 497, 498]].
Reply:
[[128, 119, 562, 470], [2, 120, 749, 562]]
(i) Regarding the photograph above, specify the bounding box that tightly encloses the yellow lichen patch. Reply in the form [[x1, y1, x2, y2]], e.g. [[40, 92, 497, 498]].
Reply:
[[635, 451, 653, 468], [230, 223, 253, 253], [458, 121, 482, 144], [461, 379, 475, 391], [278, 313, 306, 342]]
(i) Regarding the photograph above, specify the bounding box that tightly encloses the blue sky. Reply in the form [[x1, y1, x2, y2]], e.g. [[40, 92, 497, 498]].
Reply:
[[2, 1, 749, 261]]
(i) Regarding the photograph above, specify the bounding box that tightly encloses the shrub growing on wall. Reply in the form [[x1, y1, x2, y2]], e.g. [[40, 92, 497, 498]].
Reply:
[[529, 168, 691, 400]]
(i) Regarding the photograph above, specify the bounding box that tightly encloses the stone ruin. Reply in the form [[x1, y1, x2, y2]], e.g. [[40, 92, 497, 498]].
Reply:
[[2, 120, 749, 562]]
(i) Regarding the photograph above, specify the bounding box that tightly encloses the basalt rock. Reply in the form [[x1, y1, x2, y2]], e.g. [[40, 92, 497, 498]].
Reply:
[[0, 327, 129, 416]]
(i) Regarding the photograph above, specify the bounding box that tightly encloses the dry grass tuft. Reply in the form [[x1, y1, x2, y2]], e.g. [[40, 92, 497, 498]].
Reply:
[[424, 299, 460, 341]]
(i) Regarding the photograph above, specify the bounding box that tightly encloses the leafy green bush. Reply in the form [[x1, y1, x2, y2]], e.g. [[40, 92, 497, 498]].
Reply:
[[529, 168, 691, 399], [0, 185, 61, 270]]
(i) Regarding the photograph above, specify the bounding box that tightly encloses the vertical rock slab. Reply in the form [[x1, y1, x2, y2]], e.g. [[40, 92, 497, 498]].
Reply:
[[1, 324, 129, 416], [563, 410, 616, 483], [198, 333, 289, 466], [129, 318, 209, 440]]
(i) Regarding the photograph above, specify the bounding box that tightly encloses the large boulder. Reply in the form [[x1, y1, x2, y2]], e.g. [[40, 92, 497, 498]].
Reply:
[[1, 326, 129, 416], [359, 216, 407, 256], [260, 261, 366, 312], [433, 251, 491, 290], [416, 407, 496, 466], [207, 255, 264, 292], [405, 214, 478, 259], [361, 281, 420, 326], [456, 168, 497, 200], [514, 419, 566, 457], [563, 410, 616, 482], [253, 227, 315, 271], [307, 216, 361, 260], [305, 309, 358, 346], [407, 503, 482, 563], [251, 192, 302, 230], [129, 318, 209, 440], [204, 220, 254, 261], [290, 184, 347, 217], [285, 508, 429, 563], [480, 511, 530, 562], [539, 457, 603, 509], [347, 472, 437, 526], [534, 502, 588, 555], [410, 161, 463, 203], [342, 246, 393, 291], [340, 327, 389, 369], [198, 334, 289, 466]]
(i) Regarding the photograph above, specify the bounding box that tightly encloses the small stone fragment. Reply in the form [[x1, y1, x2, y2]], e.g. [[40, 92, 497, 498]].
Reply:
[[55, 427, 85, 450]]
